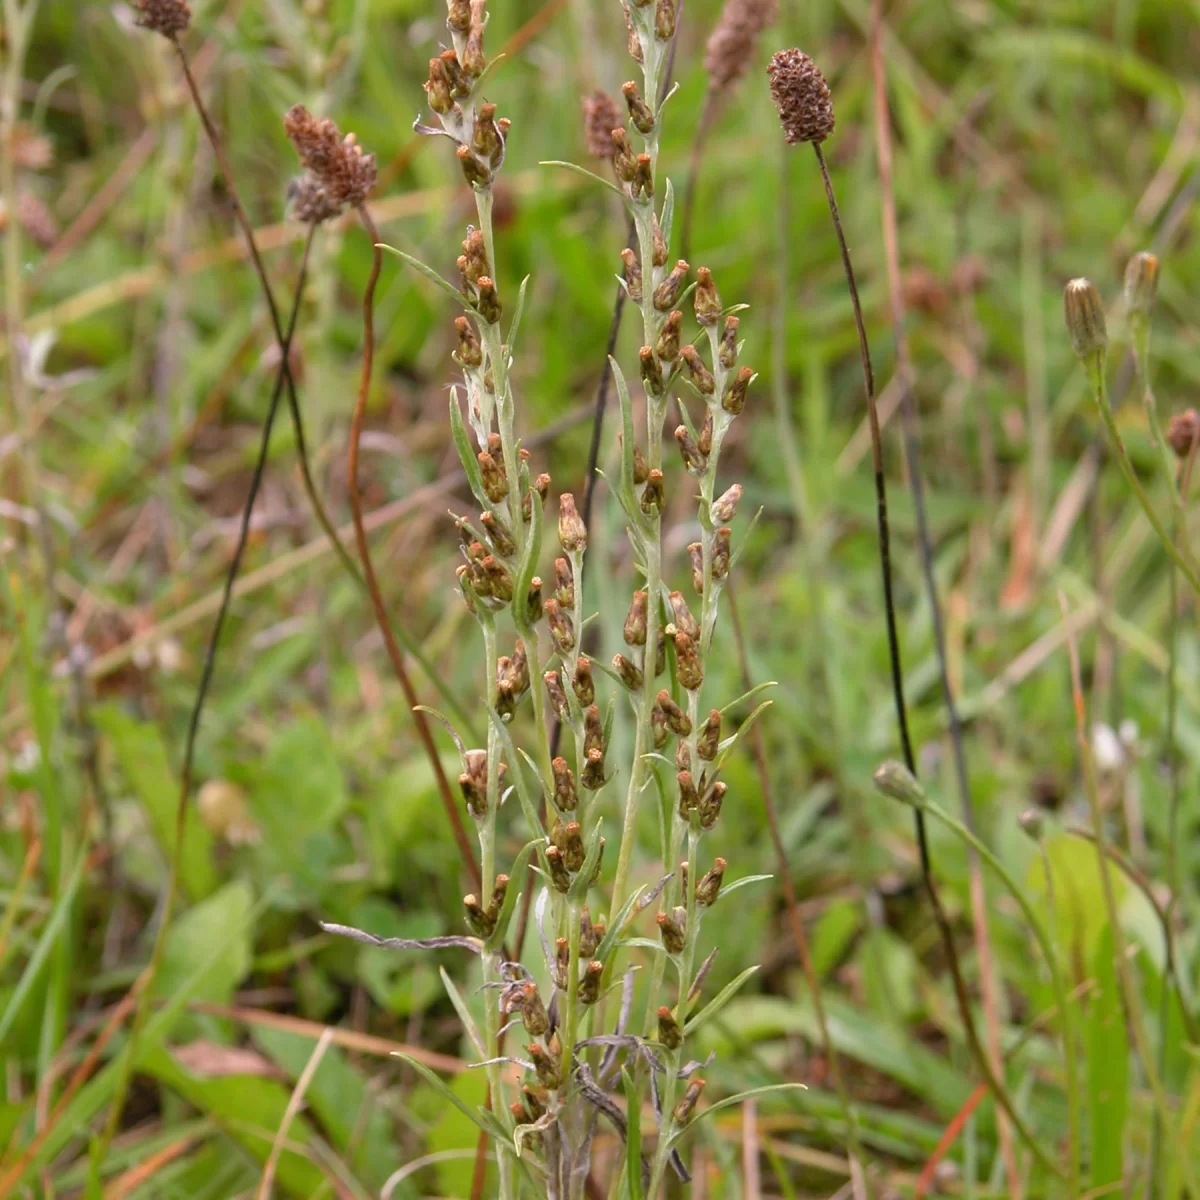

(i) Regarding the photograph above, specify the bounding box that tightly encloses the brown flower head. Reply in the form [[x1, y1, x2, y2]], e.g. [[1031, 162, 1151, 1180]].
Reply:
[[1167, 409, 1200, 460], [704, 0, 778, 99], [283, 105, 377, 212], [134, 0, 191, 37], [582, 90, 624, 159], [767, 48, 834, 145]]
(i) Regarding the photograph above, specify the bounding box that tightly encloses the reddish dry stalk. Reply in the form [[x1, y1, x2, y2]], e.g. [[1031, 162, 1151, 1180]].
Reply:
[[867, 3, 1019, 1192], [0, 986, 139, 1190], [350, 205, 479, 886]]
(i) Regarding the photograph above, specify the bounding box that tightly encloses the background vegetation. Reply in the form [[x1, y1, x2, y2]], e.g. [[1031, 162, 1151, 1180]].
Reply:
[[3, 0, 1200, 1194]]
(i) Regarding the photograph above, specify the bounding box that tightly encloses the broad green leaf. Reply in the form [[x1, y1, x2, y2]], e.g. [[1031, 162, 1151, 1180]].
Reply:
[[153, 881, 253, 1016], [263, 716, 347, 833], [94, 705, 215, 900], [138, 1043, 325, 1196], [811, 898, 860, 980], [253, 1027, 396, 1190]]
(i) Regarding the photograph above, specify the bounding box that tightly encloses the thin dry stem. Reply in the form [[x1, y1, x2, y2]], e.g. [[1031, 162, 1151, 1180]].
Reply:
[[96, 231, 318, 1163], [810, 138, 1062, 1181], [867, 6, 1025, 1191]]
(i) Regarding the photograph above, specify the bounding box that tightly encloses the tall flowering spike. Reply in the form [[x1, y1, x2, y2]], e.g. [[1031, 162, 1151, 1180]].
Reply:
[[283, 106, 377, 211], [704, 0, 779, 99], [1063, 278, 1107, 362], [582, 90, 624, 158], [134, 0, 191, 36], [767, 49, 835, 145]]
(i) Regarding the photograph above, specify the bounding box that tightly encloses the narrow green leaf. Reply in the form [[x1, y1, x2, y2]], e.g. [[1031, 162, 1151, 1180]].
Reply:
[[665, 1083, 807, 1148], [395, 1053, 494, 1137], [487, 707, 545, 840], [684, 965, 760, 1036], [449, 389, 487, 507], [596, 886, 648, 962], [624, 1068, 644, 1200], [485, 840, 539, 952], [569, 822, 606, 899], [659, 178, 675, 251], [0, 851, 86, 1047], [511, 485, 543, 625], [1088, 924, 1128, 1191], [507, 274, 531, 356], [715, 874, 773, 900], [439, 967, 486, 1059], [729, 503, 764, 573], [718, 680, 778, 718], [539, 160, 625, 196], [379, 243, 469, 306], [713, 700, 774, 774]]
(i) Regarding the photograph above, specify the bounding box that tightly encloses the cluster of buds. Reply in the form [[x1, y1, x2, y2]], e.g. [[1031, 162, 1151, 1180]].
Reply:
[[457, 228, 502, 326], [456, 532, 514, 611], [421, 2, 509, 190], [546, 815, 606, 892], [457, 748, 507, 818], [612, 588, 669, 693], [462, 874, 508, 936], [495, 639, 530, 718]]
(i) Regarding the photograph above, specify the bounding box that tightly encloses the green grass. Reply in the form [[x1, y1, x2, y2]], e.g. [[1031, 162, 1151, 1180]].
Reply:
[[3, 0, 1200, 1195]]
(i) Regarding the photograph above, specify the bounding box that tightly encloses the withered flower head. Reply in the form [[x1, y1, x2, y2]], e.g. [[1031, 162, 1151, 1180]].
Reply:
[[767, 48, 834, 145], [134, 0, 191, 37], [704, 0, 779, 98], [582, 90, 624, 159], [283, 105, 377, 211], [289, 174, 342, 226], [1167, 408, 1200, 460]]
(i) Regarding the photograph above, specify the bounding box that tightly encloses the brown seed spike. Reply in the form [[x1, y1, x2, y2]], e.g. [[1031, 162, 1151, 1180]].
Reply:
[[767, 49, 835, 146]]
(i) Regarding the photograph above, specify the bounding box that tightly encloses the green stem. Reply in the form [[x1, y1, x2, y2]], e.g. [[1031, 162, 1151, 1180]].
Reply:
[[905, 797, 1068, 1182], [1089, 364, 1200, 594], [1063, 629, 1197, 1196]]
